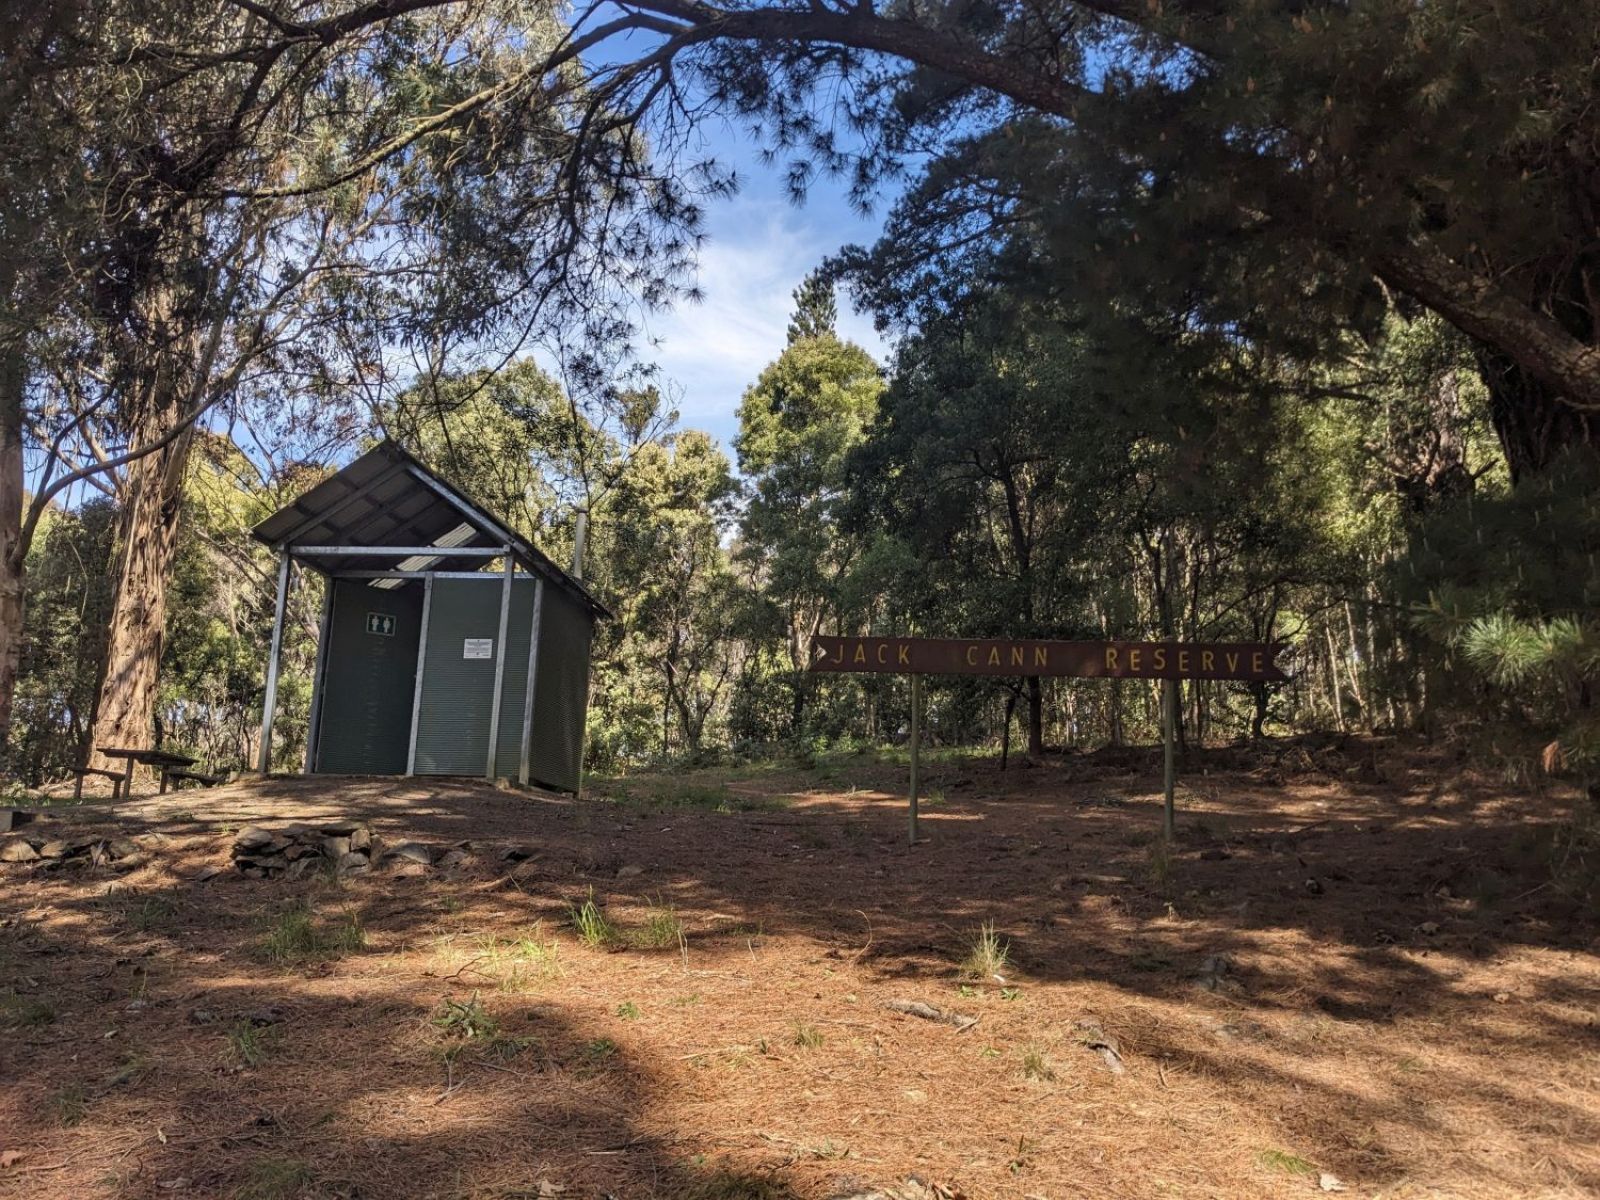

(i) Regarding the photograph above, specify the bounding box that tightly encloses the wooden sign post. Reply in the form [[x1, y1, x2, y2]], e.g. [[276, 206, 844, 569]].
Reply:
[[810, 636, 1287, 843]]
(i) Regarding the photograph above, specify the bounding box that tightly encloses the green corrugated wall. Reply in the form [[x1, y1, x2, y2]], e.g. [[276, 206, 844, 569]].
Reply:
[[313, 579, 424, 774], [526, 583, 592, 793], [311, 571, 593, 788], [412, 576, 535, 776]]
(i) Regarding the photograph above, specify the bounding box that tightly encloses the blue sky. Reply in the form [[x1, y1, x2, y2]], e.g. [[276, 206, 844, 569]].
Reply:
[[633, 122, 892, 451]]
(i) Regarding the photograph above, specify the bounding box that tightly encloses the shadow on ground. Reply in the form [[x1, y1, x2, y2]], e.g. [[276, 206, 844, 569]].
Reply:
[[3, 736, 1597, 1198]]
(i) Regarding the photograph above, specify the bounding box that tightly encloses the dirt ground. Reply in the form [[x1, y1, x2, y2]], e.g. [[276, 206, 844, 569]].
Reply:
[[2, 738, 1598, 1200]]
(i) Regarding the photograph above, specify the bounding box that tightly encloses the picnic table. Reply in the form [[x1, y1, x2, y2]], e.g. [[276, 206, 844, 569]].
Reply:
[[97, 747, 199, 796]]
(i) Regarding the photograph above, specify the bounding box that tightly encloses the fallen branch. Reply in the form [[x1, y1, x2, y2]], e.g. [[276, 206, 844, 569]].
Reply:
[[883, 999, 980, 1032]]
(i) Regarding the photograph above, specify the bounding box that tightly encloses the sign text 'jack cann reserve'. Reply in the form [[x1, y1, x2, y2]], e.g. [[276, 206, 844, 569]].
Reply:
[[810, 636, 1287, 682]]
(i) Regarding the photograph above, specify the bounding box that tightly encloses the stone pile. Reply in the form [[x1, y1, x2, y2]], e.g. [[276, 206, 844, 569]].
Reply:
[[229, 822, 463, 879], [0, 831, 149, 871], [231, 821, 378, 879]]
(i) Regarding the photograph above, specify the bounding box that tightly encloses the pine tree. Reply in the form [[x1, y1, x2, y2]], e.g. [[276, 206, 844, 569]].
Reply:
[[786, 271, 837, 344]]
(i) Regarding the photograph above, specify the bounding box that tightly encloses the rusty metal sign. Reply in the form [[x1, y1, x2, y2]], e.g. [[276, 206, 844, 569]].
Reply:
[[809, 636, 1286, 682]]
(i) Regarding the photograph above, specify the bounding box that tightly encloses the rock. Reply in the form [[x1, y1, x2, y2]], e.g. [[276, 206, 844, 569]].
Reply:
[[241, 867, 266, 879], [501, 845, 536, 862], [1419, 921, 1440, 936], [616, 864, 644, 879], [1194, 953, 1236, 993], [386, 841, 433, 865], [348, 828, 372, 853], [36, 840, 74, 859], [391, 861, 428, 878], [0, 809, 37, 833], [1073, 1019, 1125, 1075], [319, 821, 363, 837], [245, 1006, 285, 1027], [1304, 877, 1324, 896], [188, 1008, 220, 1025], [336, 851, 370, 876], [284, 858, 318, 881], [233, 826, 276, 851], [113, 852, 148, 871], [1208, 1018, 1269, 1042], [0, 839, 39, 863], [193, 865, 223, 883], [438, 848, 470, 870], [1318, 1173, 1346, 1192], [322, 835, 352, 859]]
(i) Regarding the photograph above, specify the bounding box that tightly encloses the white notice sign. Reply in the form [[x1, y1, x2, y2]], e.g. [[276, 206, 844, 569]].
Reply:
[[463, 638, 493, 660]]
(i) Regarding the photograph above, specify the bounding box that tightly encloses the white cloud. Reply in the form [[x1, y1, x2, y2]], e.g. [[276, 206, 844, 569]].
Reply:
[[635, 194, 888, 448]]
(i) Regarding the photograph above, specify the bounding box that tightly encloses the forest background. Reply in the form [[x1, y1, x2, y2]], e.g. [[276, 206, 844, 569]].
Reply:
[[3, 0, 1596, 796]]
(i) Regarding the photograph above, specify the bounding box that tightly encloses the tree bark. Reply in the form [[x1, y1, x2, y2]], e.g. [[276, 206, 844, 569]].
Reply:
[[1249, 683, 1269, 741], [0, 348, 24, 768], [1474, 347, 1599, 482], [1025, 674, 1043, 757], [88, 372, 197, 767], [1000, 685, 1017, 771]]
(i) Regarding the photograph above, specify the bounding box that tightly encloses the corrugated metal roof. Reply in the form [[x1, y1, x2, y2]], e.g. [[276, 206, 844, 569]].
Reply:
[[251, 440, 610, 619]]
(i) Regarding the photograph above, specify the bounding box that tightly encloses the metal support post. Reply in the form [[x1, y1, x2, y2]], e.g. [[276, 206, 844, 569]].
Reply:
[[1162, 677, 1177, 842], [257, 549, 292, 775], [485, 551, 514, 779], [303, 575, 335, 773], [909, 674, 922, 845]]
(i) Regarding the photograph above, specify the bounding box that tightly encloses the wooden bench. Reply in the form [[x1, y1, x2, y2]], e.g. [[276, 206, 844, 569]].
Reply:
[[162, 769, 226, 791], [100, 746, 196, 797], [70, 766, 125, 801]]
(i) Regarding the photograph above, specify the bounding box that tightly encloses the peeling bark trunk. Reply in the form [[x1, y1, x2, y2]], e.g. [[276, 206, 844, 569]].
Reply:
[[88, 318, 199, 768], [0, 348, 24, 768]]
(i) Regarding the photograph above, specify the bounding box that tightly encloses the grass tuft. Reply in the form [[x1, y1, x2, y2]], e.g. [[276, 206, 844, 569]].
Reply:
[[477, 923, 564, 990], [792, 1022, 824, 1049], [581, 1036, 619, 1067], [1020, 1043, 1055, 1081], [960, 920, 1010, 980], [636, 898, 685, 949], [262, 901, 364, 964], [432, 992, 499, 1041], [226, 1021, 273, 1068], [569, 889, 621, 948], [1257, 1149, 1318, 1177]]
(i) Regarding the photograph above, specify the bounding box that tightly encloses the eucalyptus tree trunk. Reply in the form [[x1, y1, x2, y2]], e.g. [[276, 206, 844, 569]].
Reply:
[[0, 349, 24, 767], [88, 295, 201, 767], [89, 411, 195, 764]]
